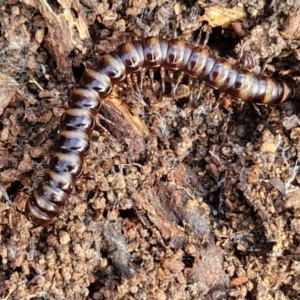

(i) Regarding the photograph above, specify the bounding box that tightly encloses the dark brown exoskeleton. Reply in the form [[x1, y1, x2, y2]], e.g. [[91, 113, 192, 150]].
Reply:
[[26, 37, 295, 225]]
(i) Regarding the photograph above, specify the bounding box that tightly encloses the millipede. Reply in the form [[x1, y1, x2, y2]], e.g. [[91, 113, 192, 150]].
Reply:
[[25, 36, 295, 225]]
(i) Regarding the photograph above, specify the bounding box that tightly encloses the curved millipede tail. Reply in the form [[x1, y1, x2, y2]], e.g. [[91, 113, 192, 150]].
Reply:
[[26, 37, 295, 225]]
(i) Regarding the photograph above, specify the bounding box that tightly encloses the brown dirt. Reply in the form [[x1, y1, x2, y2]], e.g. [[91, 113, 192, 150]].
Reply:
[[1, 0, 300, 299]]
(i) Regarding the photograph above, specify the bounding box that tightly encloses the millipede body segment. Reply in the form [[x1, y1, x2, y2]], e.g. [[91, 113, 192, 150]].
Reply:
[[25, 37, 295, 225]]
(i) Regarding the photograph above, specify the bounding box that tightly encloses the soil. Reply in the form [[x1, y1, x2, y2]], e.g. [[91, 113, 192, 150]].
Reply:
[[1, 0, 300, 299]]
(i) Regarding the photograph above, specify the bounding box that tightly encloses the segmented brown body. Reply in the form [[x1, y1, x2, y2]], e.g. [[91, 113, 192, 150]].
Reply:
[[26, 37, 295, 225]]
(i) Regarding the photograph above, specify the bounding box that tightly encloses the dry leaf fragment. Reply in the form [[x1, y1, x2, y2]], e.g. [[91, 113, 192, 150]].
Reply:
[[198, 2, 246, 28], [230, 276, 249, 286], [0, 73, 19, 116]]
